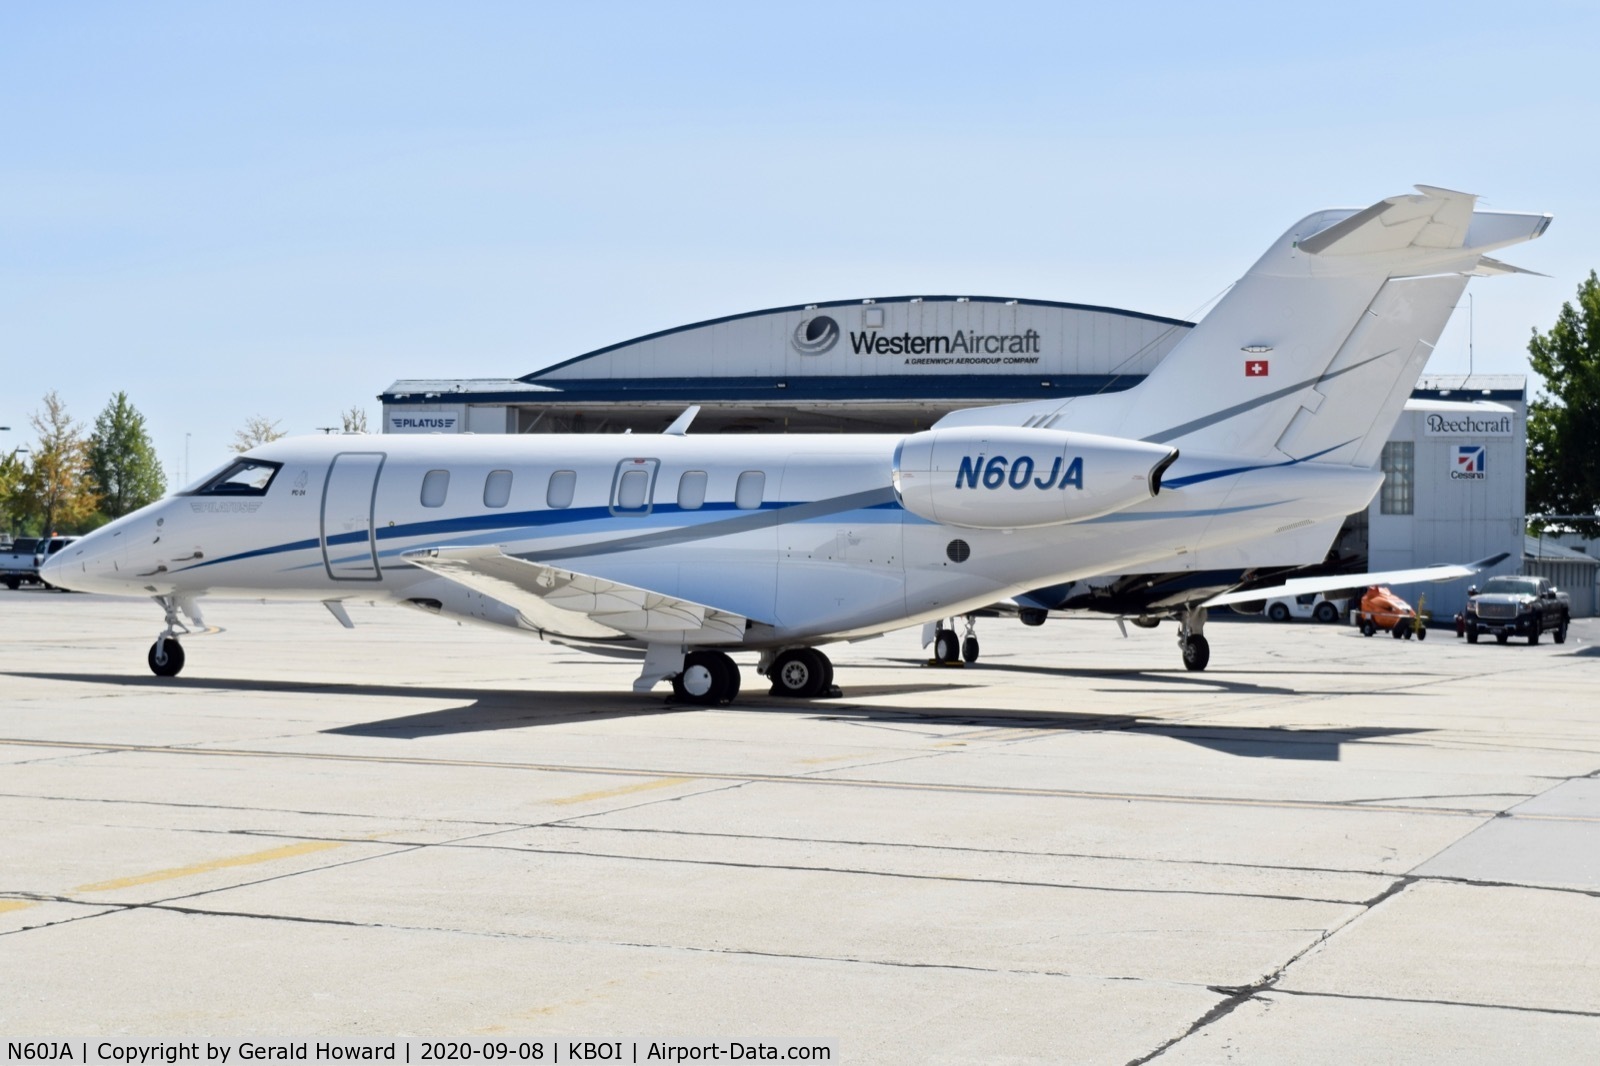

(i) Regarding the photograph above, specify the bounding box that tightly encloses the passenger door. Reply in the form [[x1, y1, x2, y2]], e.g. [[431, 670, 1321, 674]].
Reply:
[[321, 452, 386, 581]]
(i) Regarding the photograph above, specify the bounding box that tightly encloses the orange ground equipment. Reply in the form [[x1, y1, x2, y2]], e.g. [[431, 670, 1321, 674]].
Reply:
[[1356, 585, 1427, 640]]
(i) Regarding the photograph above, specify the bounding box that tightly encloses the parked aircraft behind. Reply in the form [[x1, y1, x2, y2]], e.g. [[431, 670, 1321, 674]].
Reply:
[[44, 186, 1550, 703]]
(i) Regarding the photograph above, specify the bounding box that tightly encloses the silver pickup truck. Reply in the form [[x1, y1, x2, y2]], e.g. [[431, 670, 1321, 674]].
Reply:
[[1, 535, 80, 589]]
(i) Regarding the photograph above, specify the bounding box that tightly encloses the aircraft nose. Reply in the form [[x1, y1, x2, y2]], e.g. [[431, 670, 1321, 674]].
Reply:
[[42, 526, 127, 592]]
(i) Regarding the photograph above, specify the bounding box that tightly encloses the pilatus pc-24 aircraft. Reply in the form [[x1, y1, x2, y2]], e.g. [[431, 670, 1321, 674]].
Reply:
[[45, 186, 1550, 703]]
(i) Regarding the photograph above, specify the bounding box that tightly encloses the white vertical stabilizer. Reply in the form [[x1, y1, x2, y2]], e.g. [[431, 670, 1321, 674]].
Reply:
[[937, 186, 1551, 465]]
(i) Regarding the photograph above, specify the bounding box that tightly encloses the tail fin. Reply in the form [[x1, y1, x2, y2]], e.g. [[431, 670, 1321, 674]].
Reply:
[[937, 186, 1550, 463]]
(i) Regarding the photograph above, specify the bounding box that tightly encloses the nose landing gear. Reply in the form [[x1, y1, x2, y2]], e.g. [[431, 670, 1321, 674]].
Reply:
[[147, 594, 201, 677]]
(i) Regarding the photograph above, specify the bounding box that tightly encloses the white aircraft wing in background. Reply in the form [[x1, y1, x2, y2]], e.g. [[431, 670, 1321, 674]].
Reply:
[[1202, 552, 1510, 609]]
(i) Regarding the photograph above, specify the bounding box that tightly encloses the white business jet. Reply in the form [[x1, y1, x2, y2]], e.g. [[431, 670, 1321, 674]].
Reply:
[[44, 186, 1549, 703]]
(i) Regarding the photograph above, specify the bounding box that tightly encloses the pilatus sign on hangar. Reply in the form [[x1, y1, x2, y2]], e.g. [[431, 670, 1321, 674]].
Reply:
[[46, 186, 1550, 705]]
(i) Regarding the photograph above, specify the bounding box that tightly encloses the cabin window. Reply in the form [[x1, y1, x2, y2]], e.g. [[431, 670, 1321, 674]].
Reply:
[[420, 469, 450, 508], [483, 469, 513, 508], [1379, 442, 1414, 515], [186, 458, 282, 497], [735, 470, 766, 510], [616, 469, 650, 510], [547, 470, 576, 509], [677, 470, 708, 510]]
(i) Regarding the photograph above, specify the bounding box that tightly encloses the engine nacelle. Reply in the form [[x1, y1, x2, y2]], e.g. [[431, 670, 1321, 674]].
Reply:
[[892, 427, 1178, 529]]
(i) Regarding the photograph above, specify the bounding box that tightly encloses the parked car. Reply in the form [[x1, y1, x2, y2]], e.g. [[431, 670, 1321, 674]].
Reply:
[[1265, 592, 1347, 623], [1356, 585, 1426, 639], [1461, 575, 1570, 645], [1, 536, 42, 589], [1, 535, 79, 589]]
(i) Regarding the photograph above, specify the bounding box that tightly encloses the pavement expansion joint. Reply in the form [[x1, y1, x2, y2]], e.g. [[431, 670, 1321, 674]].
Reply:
[[1268, 986, 1600, 1020]]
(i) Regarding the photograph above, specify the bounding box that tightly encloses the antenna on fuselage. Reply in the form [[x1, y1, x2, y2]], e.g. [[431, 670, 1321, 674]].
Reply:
[[663, 406, 701, 436]]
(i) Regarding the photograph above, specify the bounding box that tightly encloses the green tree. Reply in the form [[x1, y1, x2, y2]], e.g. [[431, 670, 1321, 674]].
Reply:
[[0, 447, 28, 537], [1527, 271, 1600, 536], [231, 415, 286, 454], [88, 391, 167, 520], [16, 391, 101, 535]]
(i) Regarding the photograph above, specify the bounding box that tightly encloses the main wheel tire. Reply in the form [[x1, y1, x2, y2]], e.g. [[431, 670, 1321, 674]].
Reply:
[[1555, 618, 1569, 645], [933, 629, 961, 665], [1313, 602, 1339, 624], [1181, 634, 1210, 672], [147, 638, 185, 677], [673, 650, 738, 705], [962, 636, 980, 664], [769, 648, 830, 698], [1467, 625, 1479, 644], [1267, 603, 1291, 623]]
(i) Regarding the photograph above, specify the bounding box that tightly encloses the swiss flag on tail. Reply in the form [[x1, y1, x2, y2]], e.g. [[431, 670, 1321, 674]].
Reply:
[[1245, 360, 1270, 377]]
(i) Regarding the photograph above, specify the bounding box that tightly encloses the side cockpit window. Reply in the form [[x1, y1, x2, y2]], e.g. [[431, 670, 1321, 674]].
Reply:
[[187, 459, 283, 497]]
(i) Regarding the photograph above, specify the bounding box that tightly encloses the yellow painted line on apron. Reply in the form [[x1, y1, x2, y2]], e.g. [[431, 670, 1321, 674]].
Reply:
[[796, 753, 876, 765], [73, 840, 347, 893], [549, 777, 695, 807], [0, 899, 39, 914]]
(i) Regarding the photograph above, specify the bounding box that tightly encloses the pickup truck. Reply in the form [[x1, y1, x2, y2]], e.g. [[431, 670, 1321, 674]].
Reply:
[[1463, 575, 1571, 645], [1, 535, 79, 589]]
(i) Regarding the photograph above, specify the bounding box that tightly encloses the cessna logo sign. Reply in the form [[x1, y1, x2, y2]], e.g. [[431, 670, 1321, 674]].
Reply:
[[1451, 444, 1488, 481], [1424, 412, 1513, 437], [791, 316, 840, 355]]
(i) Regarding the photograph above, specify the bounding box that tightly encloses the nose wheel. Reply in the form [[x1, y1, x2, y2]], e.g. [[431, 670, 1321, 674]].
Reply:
[[146, 594, 195, 677], [148, 636, 186, 677]]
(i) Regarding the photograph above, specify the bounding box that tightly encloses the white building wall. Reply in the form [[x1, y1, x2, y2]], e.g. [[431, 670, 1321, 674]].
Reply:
[[1368, 403, 1526, 618]]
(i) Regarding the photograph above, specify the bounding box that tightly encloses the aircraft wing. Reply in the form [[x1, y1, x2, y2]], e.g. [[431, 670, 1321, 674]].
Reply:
[[401, 545, 750, 643], [1202, 552, 1510, 609]]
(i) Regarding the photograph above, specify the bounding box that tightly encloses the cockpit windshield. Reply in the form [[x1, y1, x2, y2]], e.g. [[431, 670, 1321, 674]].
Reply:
[[182, 458, 283, 497]]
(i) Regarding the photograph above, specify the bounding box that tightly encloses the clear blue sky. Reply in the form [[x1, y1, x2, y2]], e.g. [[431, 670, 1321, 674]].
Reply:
[[3, 1, 1596, 480]]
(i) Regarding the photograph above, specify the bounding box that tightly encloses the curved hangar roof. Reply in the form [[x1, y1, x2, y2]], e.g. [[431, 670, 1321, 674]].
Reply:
[[382, 296, 1192, 410], [524, 295, 1190, 402]]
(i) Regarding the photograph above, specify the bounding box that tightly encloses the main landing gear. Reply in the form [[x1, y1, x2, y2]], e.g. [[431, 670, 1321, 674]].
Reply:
[[670, 650, 741, 705], [1177, 606, 1210, 672], [765, 647, 837, 698], [927, 616, 981, 666], [662, 646, 842, 703], [147, 594, 195, 677]]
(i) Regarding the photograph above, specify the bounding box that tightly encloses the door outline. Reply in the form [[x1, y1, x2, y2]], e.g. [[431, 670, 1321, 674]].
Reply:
[[609, 458, 661, 516], [321, 452, 386, 581]]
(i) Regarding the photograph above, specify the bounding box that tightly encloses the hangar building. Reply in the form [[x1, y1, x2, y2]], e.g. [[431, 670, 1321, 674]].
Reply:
[[381, 295, 1560, 618]]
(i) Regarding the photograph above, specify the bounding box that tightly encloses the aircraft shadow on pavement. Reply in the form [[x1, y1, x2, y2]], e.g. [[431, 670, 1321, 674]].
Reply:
[[7, 670, 1427, 758]]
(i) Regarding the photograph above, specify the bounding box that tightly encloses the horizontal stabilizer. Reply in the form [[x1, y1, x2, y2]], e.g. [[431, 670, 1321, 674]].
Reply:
[[1470, 256, 1547, 278], [1203, 553, 1511, 608], [402, 545, 751, 642], [1298, 185, 1478, 256]]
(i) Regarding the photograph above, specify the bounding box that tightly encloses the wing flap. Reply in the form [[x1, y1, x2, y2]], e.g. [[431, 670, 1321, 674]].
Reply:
[[402, 546, 749, 642]]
